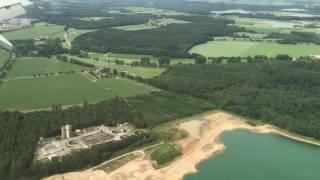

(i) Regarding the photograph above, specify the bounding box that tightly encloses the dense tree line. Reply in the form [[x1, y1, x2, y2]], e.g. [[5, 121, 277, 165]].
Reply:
[[45, 14, 152, 29], [267, 31, 320, 44], [73, 19, 245, 58], [68, 58, 95, 68], [239, 13, 320, 21], [12, 39, 69, 57], [150, 61, 320, 140], [0, 91, 213, 179]]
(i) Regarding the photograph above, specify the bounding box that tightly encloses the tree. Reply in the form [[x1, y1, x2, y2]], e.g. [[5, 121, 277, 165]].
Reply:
[[158, 56, 171, 67], [276, 54, 293, 61], [194, 54, 207, 64], [113, 69, 118, 75], [140, 57, 151, 66]]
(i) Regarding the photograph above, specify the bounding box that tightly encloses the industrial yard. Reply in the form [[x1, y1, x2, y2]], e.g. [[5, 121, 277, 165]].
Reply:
[[34, 123, 133, 161]]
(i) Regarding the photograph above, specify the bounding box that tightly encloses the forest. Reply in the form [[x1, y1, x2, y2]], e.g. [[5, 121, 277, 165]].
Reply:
[[149, 61, 320, 140], [267, 31, 320, 45], [0, 91, 213, 180], [72, 18, 245, 58], [45, 14, 152, 29]]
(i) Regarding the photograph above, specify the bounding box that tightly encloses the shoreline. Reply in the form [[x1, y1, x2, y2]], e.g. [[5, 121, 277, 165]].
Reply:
[[44, 111, 320, 180]]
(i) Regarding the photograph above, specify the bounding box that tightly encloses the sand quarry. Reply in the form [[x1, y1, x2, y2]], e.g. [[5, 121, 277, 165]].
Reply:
[[45, 111, 307, 180]]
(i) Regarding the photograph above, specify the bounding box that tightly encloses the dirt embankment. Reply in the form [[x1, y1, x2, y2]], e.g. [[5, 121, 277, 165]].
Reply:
[[43, 111, 300, 180]]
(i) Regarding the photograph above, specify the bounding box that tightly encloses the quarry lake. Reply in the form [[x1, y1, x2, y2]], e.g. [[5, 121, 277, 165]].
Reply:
[[184, 130, 320, 180]]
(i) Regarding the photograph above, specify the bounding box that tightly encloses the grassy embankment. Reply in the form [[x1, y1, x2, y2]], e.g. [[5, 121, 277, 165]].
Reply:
[[151, 144, 182, 166]]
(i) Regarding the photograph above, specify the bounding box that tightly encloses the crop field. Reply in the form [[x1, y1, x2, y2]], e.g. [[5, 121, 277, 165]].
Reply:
[[114, 18, 190, 31], [189, 40, 320, 58], [0, 49, 10, 68], [123, 7, 188, 16], [2, 22, 65, 40], [69, 55, 165, 78], [0, 74, 156, 110], [90, 53, 194, 65], [8, 57, 87, 78], [233, 17, 320, 34]]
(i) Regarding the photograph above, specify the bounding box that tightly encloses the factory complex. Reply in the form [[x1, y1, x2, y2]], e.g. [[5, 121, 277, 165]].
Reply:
[[34, 123, 133, 161]]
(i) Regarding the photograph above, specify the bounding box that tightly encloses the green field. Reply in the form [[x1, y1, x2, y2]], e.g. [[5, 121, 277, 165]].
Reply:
[[0, 74, 156, 110], [0, 49, 10, 68], [189, 40, 320, 57], [233, 17, 320, 34], [7, 57, 87, 78], [114, 18, 190, 31], [2, 22, 65, 40], [90, 53, 194, 65], [123, 7, 188, 16], [69, 55, 165, 78]]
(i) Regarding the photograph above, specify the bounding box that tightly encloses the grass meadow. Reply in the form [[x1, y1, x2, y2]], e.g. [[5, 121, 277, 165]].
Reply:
[[2, 22, 65, 40], [8, 57, 87, 78], [0, 74, 157, 111], [189, 40, 320, 57], [114, 18, 190, 31], [69, 55, 166, 78]]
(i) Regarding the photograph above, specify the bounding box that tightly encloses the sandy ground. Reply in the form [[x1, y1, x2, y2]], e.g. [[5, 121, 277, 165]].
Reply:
[[43, 111, 292, 180]]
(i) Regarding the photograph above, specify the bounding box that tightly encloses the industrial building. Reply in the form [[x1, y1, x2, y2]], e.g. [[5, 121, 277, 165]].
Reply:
[[35, 123, 133, 161]]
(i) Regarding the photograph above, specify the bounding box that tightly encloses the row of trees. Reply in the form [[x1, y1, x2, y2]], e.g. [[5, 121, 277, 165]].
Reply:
[[150, 61, 320, 141], [210, 54, 294, 64], [267, 31, 320, 45], [13, 39, 69, 57]]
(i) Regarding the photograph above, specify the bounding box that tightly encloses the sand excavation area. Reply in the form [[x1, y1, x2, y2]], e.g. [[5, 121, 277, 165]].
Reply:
[[44, 111, 275, 180]]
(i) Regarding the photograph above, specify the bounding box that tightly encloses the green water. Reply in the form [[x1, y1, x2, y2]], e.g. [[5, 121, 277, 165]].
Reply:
[[185, 130, 320, 180]]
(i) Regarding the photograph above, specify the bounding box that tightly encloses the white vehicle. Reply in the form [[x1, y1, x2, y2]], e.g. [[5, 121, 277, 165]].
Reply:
[[0, 0, 32, 50]]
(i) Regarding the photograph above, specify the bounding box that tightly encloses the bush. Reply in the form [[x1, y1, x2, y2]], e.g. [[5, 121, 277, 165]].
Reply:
[[151, 144, 181, 166]]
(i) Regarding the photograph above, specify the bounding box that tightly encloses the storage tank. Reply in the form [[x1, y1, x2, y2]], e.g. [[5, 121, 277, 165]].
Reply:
[[65, 124, 72, 139], [61, 126, 66, 139]]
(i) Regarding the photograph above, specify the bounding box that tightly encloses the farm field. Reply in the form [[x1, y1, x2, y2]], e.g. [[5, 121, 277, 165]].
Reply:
[[90, 53, 194, 65], [122, 7, 188, 16], [0, 49, 10, 68], [2, 22, 65, 40], [233, 17, 320, 34], [114, 18, 190, 31], [189, 40, 320, 57], [7, 57, 87, 78], [0, 74, 156, 111], [69, 55, 165, 78]]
